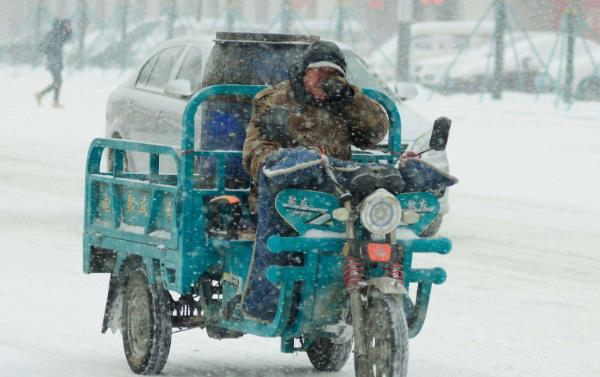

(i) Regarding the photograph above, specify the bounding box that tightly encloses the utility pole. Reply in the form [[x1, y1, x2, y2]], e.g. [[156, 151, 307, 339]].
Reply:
[[492, 0, 506, 100], [335, 0, 345, 42], [166, 0, 177, 39], [196, 0, 203, 22], [282, 0, 292, 34], [396, 0, 413, 82], [34, 0, 44, 41], [77, 0, 88, 69], [226, 0, 237, 31], [121, 0, 129, 67], [563, 5, 577, 103]]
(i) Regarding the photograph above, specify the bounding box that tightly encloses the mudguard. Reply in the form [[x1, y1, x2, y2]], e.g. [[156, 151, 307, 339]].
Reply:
[[101, 273, 122, 334], [101, 257, 160, 333], [367, 277, 407, 296]]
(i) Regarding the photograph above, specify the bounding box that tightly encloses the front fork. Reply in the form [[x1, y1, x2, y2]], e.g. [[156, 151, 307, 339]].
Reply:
[[345, 270, 370, 374], [342, 200, 371, 375]]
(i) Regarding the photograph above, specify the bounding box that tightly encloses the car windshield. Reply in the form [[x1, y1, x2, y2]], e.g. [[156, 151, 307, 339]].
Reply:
[[344, 50, 397, 100]]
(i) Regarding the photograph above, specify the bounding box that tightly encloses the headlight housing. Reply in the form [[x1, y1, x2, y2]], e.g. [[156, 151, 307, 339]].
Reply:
[[360, 189, 402, 235]]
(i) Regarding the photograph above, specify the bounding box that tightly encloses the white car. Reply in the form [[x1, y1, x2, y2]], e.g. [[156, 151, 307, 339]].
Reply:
[[543, 39, 600, 101], [416, 32, 600, 96], [368, 21, 495, 81], [105, 34, 450, 235], [106, 35, 214, 172]]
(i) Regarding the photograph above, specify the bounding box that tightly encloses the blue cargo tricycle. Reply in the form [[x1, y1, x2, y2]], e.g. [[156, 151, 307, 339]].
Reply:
[[83, 84, 454, 377]]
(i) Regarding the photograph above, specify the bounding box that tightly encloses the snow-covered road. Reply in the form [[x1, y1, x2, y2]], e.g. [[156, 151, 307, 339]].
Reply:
[[1, 67, 598, 377]]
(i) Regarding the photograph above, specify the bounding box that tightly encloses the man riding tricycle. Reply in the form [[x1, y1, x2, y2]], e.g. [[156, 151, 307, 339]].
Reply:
[[83, 34, 457, 377]]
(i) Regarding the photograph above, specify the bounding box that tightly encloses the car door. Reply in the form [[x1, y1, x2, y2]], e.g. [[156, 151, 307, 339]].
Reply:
[[127, 45, 186, 172], [127, 51, 160, 143], [161, 46, 205, 151], [129, 45, 186, 145]]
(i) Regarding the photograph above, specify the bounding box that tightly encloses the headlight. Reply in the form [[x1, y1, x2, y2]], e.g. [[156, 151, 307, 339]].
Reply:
[[360, 189, 402, 235]]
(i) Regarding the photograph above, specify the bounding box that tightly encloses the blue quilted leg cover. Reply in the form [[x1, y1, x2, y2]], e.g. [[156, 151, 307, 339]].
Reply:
[[242, 172, 289, 321], [242, 149, 325, 321], [242, 148, 361, 321]]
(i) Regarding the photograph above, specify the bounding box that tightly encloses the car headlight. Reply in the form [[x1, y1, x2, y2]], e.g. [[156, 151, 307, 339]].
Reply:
[[360, 189, 402, 235], [407, 130, 432, 153]]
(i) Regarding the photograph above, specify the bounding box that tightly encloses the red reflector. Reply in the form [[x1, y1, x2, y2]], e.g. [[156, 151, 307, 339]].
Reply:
[[367, 243, 392, 263]]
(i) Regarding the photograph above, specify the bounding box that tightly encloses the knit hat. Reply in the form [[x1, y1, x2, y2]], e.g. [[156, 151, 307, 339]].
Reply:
[[302, 41, 347, 76], [289, 40, 348, 105]]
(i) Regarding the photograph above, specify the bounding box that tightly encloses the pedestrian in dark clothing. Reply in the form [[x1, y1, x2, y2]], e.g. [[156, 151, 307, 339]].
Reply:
[[35, 19, 72, 108]]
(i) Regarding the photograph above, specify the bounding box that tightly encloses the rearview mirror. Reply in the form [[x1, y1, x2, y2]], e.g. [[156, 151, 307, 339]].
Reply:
[[394, 82, 418, 101], [430, 117, 451, 151], [164, 79, 193, 98]]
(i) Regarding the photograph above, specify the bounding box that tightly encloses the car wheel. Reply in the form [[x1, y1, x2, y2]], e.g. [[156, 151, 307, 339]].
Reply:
[[106, 134, 129, 173], [579, 78, 600, 101]]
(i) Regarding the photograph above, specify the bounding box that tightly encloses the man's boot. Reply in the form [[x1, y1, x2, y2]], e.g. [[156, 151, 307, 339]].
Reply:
[[52, 100, 63, 108]]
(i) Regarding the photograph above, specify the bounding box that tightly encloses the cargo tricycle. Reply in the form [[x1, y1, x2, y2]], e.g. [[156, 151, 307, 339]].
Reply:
[[83, 82, 454, 377]]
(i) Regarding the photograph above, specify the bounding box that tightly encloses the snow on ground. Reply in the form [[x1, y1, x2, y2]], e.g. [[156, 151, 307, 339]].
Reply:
[[0, 66, 599, 377]]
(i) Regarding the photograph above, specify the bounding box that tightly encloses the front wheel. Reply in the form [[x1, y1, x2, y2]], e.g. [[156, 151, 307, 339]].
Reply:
[[307, 335, 353, 371], [121, 268, 172, 375], [356, 290, 409, 377]]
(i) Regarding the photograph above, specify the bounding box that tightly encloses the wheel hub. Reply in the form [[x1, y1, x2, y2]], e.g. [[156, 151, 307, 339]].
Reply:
[[127, 287, 151, 360]]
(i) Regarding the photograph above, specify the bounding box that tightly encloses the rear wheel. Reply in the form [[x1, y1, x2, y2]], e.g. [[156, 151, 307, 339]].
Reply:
[[307, 335, 353, 372], [356, 290, 408, 377], [121, 268, 172, 375]]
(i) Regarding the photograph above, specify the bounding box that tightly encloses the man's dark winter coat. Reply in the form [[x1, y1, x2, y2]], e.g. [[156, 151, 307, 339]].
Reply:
[[243, 41, 390, 211]]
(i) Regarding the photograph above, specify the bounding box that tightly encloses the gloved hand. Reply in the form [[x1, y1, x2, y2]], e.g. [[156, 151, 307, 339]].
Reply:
[[263, 147, 320, 170], [399, 158, 458, 192], [322, 76, 354, 104], [257, 106, 293, 145], [262, 147, 323, 186]]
